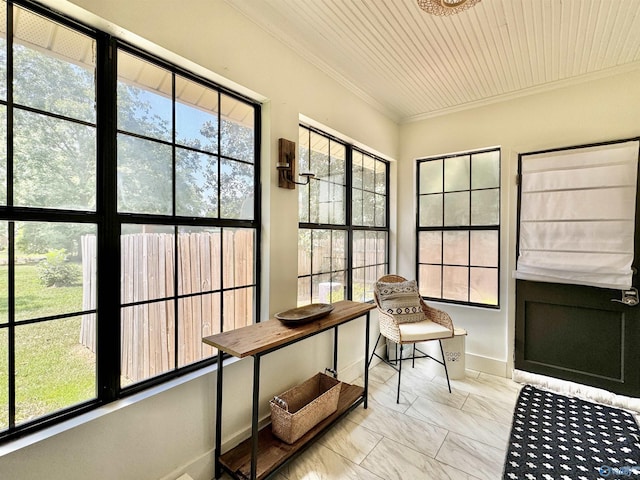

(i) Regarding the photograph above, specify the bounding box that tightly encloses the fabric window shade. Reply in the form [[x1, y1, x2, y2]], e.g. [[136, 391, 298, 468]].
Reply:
[[515, 140, 639, 289]]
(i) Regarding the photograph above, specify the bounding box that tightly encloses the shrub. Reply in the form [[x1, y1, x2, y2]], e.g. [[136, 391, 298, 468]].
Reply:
[[38, 249, 81, 287]]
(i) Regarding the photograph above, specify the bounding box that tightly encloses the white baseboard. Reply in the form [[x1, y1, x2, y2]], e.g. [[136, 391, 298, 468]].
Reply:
[[157, 449, 213, 480], [339, 342, 386, 383], [466, 353, 507, 377]]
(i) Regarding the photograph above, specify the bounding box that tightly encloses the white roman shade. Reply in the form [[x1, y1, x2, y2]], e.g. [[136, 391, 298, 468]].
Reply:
[[515, 140, 639, 289]]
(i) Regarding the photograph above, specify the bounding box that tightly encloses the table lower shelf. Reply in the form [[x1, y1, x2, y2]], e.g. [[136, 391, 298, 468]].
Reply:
[[219, 382, 365, 480]]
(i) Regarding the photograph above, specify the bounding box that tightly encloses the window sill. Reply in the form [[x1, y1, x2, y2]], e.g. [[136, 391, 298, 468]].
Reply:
[[0, 355, 241, 458]]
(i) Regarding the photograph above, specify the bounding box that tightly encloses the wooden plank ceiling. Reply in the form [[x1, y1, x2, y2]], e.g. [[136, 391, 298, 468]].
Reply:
[[224, 0, 640, 123]]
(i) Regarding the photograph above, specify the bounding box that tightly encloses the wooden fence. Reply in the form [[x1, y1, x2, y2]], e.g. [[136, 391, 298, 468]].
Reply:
[[80, 230, 254, 383]]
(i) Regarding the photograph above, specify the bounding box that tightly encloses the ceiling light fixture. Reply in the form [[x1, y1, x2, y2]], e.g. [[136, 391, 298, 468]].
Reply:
[[417, 0, 482, 16]]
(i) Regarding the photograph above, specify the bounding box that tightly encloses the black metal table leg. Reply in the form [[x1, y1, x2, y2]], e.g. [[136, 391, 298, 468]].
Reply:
[[364, 312, 370, 408], [250, 354, 261, 480], [333, 326, 339, 373], [215, 350, 224, 479]]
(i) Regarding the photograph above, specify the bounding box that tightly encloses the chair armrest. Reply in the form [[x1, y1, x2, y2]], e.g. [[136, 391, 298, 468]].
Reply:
[[374, 291, 401, 343], [377, 308, 401, 344], [421, 299, 454, 336]]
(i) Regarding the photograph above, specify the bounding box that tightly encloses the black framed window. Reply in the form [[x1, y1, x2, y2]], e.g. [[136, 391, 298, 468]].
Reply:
[[297, 125, 388, 304], [0, 0, 260, 441], [417, 148, 500, 308]]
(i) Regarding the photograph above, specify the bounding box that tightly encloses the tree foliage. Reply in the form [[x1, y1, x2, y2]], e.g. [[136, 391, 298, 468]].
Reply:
[[10, 43, 256, 255]]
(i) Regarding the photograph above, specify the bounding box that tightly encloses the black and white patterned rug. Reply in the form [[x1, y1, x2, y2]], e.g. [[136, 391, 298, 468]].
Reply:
[[503, 384, 640, 479]]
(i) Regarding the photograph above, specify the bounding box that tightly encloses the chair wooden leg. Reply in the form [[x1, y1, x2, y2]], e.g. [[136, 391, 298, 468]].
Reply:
[[439, 340, 451, 393]]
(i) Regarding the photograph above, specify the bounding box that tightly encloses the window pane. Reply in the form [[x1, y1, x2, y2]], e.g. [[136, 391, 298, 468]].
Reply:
[[14, 222, 95, 321], [444, 155, 470, 192], [222, 229, 254, 289], [220, 94, 254, 163], [117, 134, 172, 215], [375, 193, 386, 227], [444, 191, 469, 226], [472, 150, 500, 189], [223, 287, 253, 331], [419, 194, 443, 227], [443, 231, 469, 266], [177, 227, 221, 296], [471, 189, 499, 225], [0, 106, 5, 205], [121, 300, 174, 386], [362, 155, 375, 191], [353, 231, 366, 268], [419, 231, 442, 264], [329, 271, 346, 302], [117, 51, 171, 142], [375, 158, 386, 194], [332, 230, 347, 272], [310, 132, 329, 180], [0, 1, 6, 101], [298, 229, 311, 276], [175, 76, 218, 154], [15, 316, 96, 425], [363, 265, 379, 302], [298, 180, 310, 223], [14, 110, 96, 210], [470, 268, 498, 305], [121, 224, 174, 304], [330, 141, 346, 186], [0, 221, 7, 324], [299, 127, 311, 174], [14, 7, 96, 123], [419, 264, 441, 298], [352, 151, 363, 190], [470, 230, 499, 267], [312, 230, 330, 274], [362, 191, 375, 226], [443, 266, 468, 302], [352, 266, 365, 302], [352, 188, 363, 226], [376, 232, 387, 265], [0, 327, 7, 432], [329, 183, 345, 224], [297, 276, 311, 307], [309, 179, 320, 223], [312, 273, 330, 303], [178, 293, 220, 368], [176, 148, 218, 218], [220, 159, 253, 219], [419, 159, 442, 194]]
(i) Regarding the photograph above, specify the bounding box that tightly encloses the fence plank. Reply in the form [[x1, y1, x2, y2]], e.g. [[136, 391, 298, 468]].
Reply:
[[81, 231, 253, 383]]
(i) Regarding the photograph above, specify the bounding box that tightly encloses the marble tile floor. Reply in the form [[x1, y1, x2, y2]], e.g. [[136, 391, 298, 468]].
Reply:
[[223, 360, 523, 480]]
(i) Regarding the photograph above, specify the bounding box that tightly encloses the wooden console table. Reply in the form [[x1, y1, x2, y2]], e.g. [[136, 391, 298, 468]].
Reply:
[[202, 300, 374, 480]]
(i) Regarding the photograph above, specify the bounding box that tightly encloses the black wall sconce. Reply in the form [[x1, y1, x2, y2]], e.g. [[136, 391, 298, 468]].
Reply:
[[277, 138, 315, 189]]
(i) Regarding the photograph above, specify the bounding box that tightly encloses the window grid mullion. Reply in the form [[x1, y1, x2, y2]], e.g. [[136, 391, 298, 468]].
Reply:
[[6, 2, 15, 431]]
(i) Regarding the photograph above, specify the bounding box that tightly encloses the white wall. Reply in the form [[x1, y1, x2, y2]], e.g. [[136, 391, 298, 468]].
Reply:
[[1, 1, 396, 479], [398, 69, 640, 377]]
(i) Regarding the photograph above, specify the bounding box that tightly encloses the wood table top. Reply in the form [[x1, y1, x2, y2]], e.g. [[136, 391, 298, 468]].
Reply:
[[202, 300, 375, 358]]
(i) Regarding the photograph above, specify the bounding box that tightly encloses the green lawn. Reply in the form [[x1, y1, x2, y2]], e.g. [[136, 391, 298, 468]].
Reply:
[[0, 264, 96, 428]]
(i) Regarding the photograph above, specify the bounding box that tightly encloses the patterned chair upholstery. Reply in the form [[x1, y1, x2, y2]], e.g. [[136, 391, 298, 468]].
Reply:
[[368, 274, 455, 403]]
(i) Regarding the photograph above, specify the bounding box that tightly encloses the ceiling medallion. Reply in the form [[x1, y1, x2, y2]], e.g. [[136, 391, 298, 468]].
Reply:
[[417, 0, 482, 16]]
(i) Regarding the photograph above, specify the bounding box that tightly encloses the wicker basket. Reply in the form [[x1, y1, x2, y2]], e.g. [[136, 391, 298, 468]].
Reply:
[[269, 372, 342, 444]]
